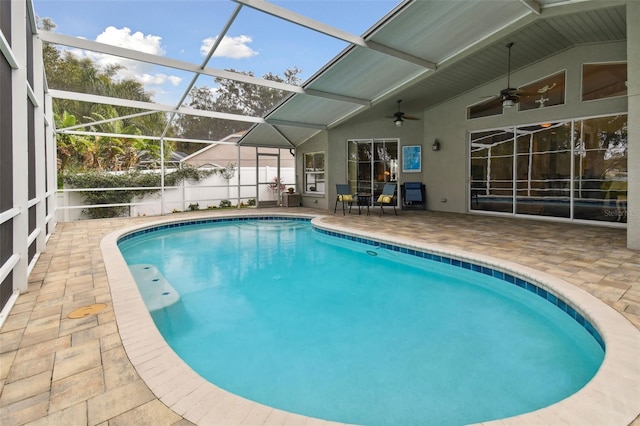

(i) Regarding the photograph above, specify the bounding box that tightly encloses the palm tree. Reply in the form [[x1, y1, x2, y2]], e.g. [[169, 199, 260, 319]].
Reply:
[[84, 108, 147, 170], [55, 111, 94, 173]]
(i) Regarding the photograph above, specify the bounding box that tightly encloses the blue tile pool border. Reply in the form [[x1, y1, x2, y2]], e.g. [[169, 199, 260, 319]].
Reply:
[[116, 216, 605, 351], [117, 215, 310, 244], [315, 227, 605, 351]]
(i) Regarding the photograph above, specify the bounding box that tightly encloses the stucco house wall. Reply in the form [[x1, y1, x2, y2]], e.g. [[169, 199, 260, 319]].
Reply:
[[423, 41, 628, 215], [298, 115, 424, 211], [297, 38, 636, 249], [292, 3, 637, 248]]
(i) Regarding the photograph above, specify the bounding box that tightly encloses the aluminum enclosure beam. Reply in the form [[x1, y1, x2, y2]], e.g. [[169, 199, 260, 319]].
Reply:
[[265, 119, 327, 130], [39, 31, 304, 94], [519, 0, 542, 15], [49, 89, 266, 123], [234, 0, 436, 70], [50, 89, 338, 132], [39, 31, 373, 106]]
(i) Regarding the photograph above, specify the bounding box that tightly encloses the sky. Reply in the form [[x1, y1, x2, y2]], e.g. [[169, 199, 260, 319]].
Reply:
[[33, 0, 402, 105]]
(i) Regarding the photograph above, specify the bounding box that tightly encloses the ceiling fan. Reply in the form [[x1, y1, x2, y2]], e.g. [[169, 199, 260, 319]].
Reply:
[[498, 42, 521, 107], [388, 99, 420, 126]]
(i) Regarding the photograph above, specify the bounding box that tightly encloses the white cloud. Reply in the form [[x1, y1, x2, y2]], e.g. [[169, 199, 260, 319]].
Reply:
[[137, 73, 182, 86], [69, 27, 182, 92], [200, 35, 258, 59], [97, 26, 165, 55], [168, 76, 182, 86]]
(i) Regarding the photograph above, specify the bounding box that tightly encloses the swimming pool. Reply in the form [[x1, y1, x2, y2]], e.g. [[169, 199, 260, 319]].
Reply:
[[117, 216, 604, 425]]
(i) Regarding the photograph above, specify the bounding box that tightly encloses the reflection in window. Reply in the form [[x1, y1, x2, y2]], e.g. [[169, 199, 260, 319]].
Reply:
[[469, 114, 627, 223], [518, 71, 566, 111], [574, 115, 627, 221], [304, 152, 325, 194], [582, 63, 627, 101], [347, 139, 398, 202], [470, 129, 514, 213], [467, 97, 503, 120], [515, 122, 571, 217]]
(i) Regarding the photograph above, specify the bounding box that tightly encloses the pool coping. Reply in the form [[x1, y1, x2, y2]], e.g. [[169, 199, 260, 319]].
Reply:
[[100, 211, 640, 426]]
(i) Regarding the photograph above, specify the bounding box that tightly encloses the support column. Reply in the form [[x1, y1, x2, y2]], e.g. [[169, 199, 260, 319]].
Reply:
[[33, 35, 47, 254], [627, 0, 640, 249], [45, 91, 58, 236], [12, 0, 29, 293]]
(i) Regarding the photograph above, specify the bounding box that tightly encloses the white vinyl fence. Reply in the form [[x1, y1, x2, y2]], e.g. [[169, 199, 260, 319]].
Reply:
[[57, 166, 295, 222]]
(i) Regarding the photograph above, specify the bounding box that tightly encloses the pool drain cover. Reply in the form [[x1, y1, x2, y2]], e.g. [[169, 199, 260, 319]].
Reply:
[[68, 303, 107, 319]]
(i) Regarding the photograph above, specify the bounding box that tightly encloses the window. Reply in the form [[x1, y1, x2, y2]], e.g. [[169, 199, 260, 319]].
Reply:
[[582, 62, 627, 101], [518, 71, 566, 111], [467, 97, 503, 120], [304, 152, 324, 194]]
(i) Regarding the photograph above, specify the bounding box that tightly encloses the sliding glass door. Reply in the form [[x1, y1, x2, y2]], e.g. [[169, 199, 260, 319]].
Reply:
[[573, 115, 628, 221], [515, 122, 571, 218], [347, 139, 399, 203], [470, 129, 515, 213], [469, 114, 627, 223]]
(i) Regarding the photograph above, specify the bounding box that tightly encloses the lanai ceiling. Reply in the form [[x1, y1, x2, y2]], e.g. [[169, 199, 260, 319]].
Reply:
[[41, 0, 628, 149]]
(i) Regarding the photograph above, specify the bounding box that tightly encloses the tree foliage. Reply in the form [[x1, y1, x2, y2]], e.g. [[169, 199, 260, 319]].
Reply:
[[55, 111, 94, 174], [42, 26, 166, 134], [173, 67, 302, 153], [40, 17, 170, 173], [41, 17, 302, 171]]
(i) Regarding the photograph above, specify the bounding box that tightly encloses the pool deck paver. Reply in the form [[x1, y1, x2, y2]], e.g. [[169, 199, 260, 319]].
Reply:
[[0, 208, 639, 425]]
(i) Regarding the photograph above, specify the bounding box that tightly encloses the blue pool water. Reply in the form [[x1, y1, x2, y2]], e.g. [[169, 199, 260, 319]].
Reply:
[[118, 218, 604, 425]]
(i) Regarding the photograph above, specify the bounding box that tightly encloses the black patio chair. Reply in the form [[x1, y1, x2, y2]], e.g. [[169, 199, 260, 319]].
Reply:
[[375, 183, 397, 216], [334, 184, 355, 215]]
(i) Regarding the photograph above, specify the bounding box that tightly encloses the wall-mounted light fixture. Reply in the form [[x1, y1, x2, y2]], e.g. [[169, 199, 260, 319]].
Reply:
[[432, 139, 441, 151]]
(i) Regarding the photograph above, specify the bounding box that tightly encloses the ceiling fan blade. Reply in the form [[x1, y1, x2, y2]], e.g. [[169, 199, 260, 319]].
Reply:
[[515, 90, 541, 96], [505, 88, 538, 96], [387, 100, 419, 123]]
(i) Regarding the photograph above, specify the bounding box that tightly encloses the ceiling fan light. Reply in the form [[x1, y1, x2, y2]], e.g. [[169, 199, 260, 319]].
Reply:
[[502, 98, 515, 108], [394, 117, 403, 127]]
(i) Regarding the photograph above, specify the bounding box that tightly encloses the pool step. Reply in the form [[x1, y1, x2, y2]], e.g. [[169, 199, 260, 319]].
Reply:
[[129, 264, 181, 311]]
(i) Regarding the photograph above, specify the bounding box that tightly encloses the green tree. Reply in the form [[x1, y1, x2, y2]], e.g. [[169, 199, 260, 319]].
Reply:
[[215, 67, 302, 116], [55, 111, 94, 173], [173, 67, 302, 153], [83, 107, 154, 171], [39, 17, 168, 136], [39, 17, 171, 171]]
